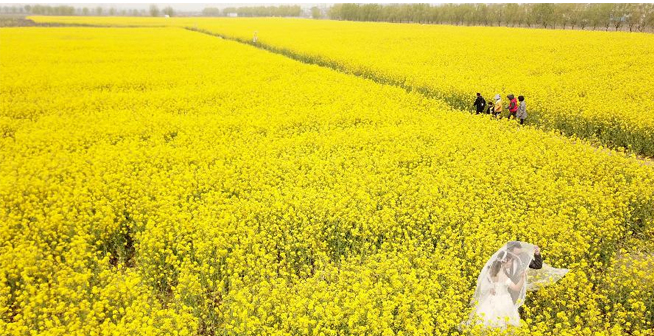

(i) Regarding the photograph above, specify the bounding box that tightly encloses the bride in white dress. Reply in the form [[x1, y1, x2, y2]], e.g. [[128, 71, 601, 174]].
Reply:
[[464, 241, 569, 331], [473, 249, 525, 328]]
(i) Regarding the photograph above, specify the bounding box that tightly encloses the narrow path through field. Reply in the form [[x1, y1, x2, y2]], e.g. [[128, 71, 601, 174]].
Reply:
[[12, 18, 654, 158], [183, 26, 654, 167], [9, 20, 652, 164]]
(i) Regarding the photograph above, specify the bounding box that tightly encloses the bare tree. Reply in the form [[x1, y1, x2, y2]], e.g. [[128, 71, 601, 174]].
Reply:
[[532, 3, 555, 29], [149, 4, 159, 17], [490, 4, 505, 27], [642, 4, 654, 32], [311, 6, 322, 19], [504, 3, 519, 27], [612, 4, 628, 31], [162, 6, 174, 17], [568, 4, 586, 30], [555, 3, 576, 29]]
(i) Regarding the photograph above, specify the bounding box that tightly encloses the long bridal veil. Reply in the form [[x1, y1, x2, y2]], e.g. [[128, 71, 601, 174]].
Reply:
[[526, 264, 570, 291], [471, 242, 535, 310], [466, 241, 569, 328]]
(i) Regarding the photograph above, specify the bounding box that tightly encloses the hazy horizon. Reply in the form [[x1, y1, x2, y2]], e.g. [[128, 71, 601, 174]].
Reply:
[[4, 3, 334, 12]]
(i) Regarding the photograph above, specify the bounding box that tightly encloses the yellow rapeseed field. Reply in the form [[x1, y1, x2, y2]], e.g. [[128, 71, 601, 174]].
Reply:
[[1, 26, 654, 335], [31, 16, 654, 157]]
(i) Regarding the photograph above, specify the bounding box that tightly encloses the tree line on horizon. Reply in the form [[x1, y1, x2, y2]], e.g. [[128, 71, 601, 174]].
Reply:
[[0, 4, 303, 19], [3, 3, 654, 32], [328, 3, 654, 32], [0, 4, 174, 18]]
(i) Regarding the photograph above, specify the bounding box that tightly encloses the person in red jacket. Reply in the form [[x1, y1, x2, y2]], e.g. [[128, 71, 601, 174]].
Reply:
[[507, 94, 518, 121]]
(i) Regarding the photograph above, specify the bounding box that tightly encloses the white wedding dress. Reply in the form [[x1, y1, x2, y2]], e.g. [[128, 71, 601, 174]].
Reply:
[[473, 276, 521, 329], [464, 241, 569, 332]]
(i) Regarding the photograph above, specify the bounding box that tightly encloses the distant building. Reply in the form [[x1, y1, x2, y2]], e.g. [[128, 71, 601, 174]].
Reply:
[[227, 13, 238, 17]]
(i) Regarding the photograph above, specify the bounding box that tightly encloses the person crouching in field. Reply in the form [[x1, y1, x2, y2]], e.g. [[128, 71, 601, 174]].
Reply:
[[486, 99, 494, 116], [507, 94, 518, 121], [492, 94, 503, 119], [473, 93, 486, 115], [517, 96, 527, 125]]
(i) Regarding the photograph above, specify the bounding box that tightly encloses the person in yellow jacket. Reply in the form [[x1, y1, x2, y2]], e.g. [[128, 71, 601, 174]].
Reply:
[[493, 94, 503, 119]]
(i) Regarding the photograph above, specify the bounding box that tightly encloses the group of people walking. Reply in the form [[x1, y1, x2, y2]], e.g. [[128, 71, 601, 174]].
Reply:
[[473, 93, 527, 124]]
